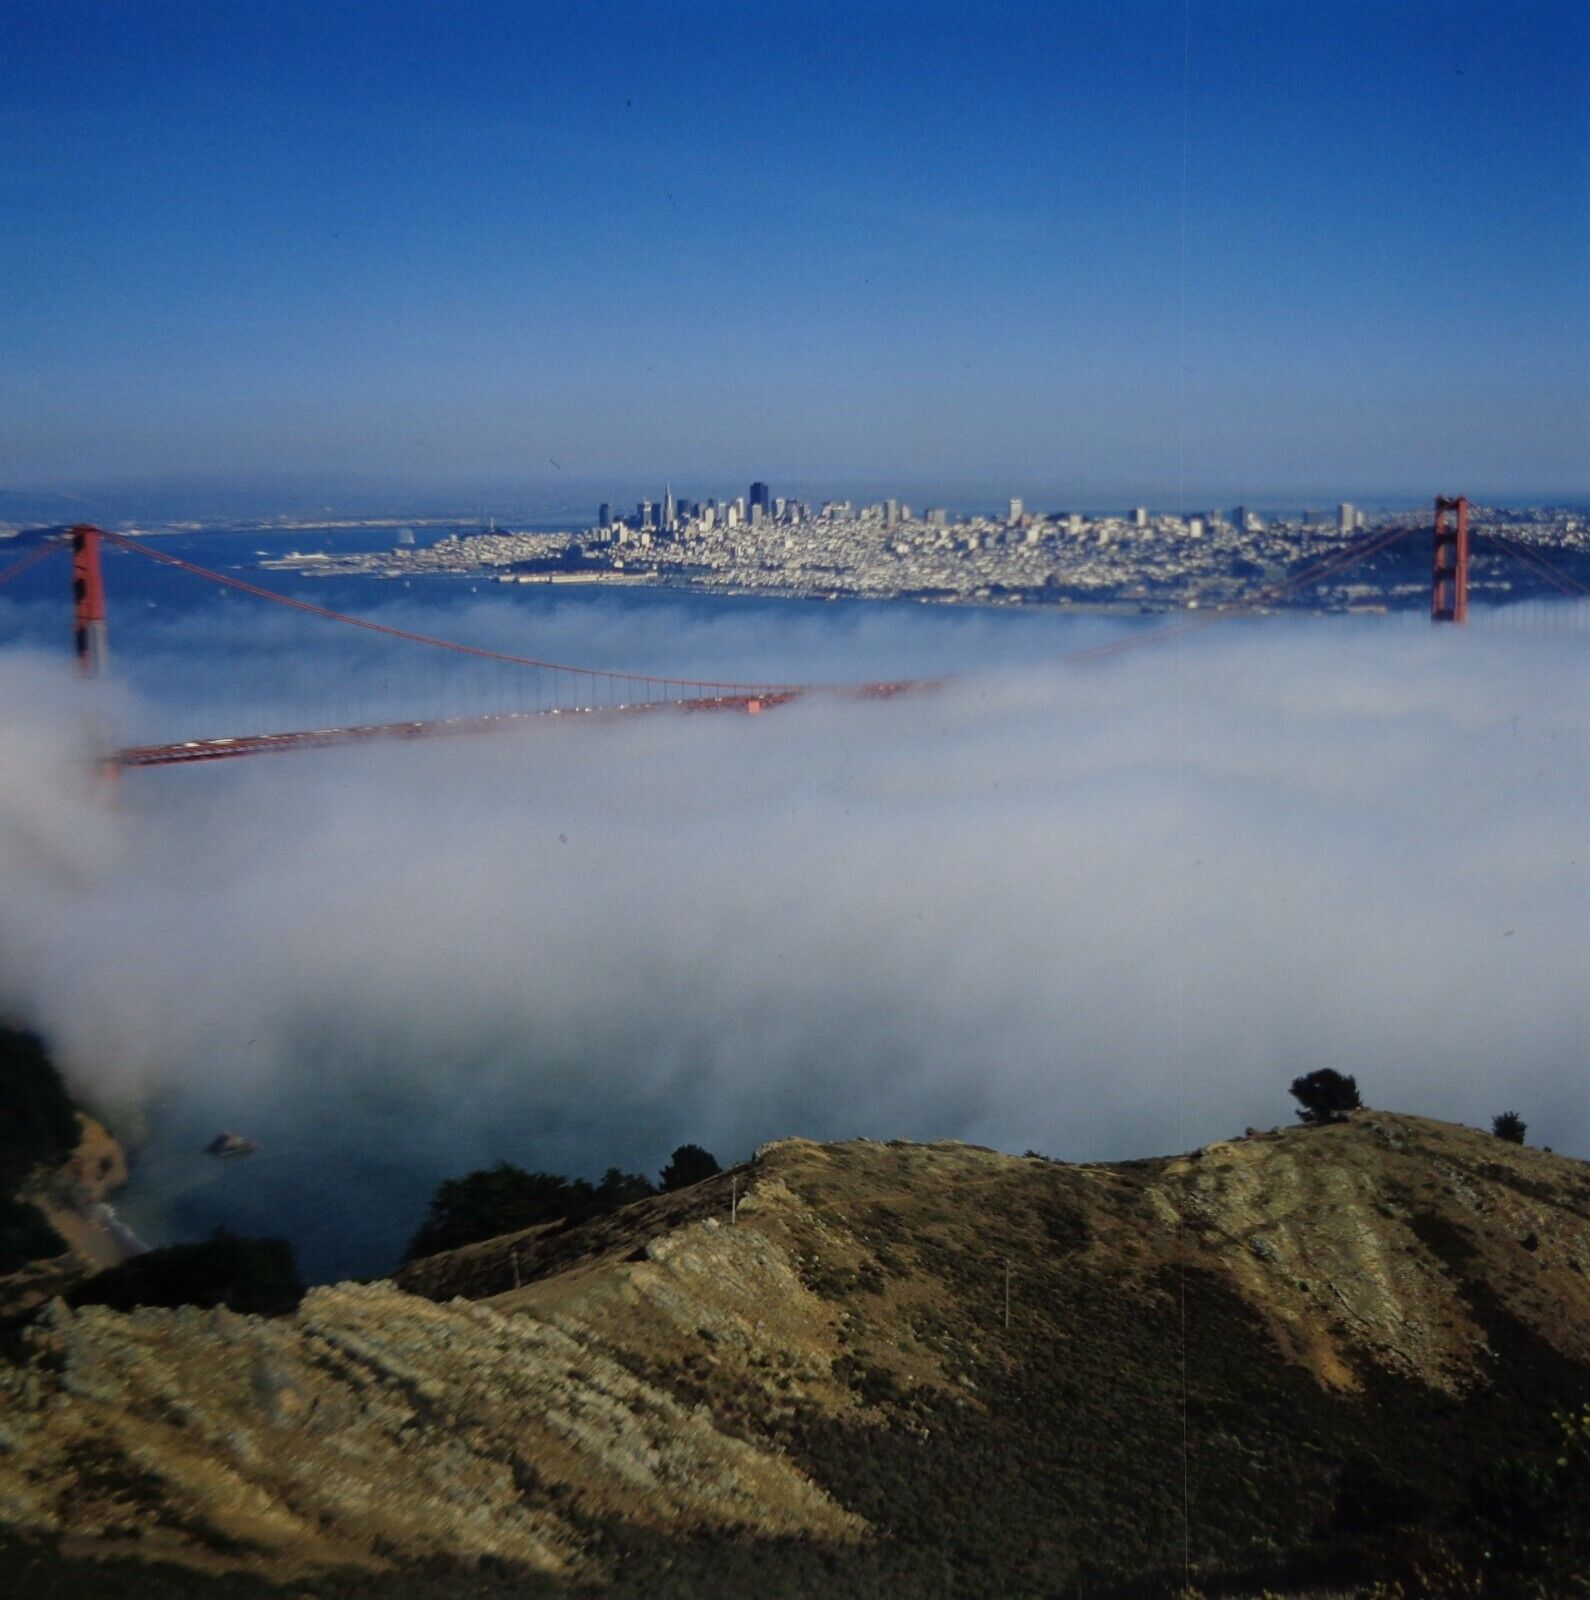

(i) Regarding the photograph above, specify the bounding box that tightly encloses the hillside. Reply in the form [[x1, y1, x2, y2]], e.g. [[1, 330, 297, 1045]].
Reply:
[[1, 1111, 1587, 1597]]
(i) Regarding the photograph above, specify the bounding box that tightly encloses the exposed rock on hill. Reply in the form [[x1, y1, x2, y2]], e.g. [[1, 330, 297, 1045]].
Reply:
[[0, 1280, 856, 1576], [28, 1114, 133, 1268], [1, 1112, 1587, 1597], [0, 1115, 135, 1320]]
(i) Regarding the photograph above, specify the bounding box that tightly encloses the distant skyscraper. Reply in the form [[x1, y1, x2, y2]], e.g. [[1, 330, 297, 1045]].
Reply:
[[598, 503, 612, 530], [1338, 502, 1355, 534], [663, 484, 676, 529], [884, 497, 900, 528], [1134, 507, 1148, 528], [1008, 497, 1024, 524], [749, 482, 771, 515]]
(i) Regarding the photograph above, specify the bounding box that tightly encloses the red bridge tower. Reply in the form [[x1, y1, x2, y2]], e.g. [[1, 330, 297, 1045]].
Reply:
[[70, 524, 109, 676], [1431, 496, 1469, 623]]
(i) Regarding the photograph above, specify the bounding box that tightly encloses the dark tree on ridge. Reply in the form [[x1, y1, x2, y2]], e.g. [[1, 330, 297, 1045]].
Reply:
[[1492, 1111, 1528, 1145], [1289, 1069, 1362, 1125], [405, 1163, 578, 1261], [660, 1143, 721, 1192]]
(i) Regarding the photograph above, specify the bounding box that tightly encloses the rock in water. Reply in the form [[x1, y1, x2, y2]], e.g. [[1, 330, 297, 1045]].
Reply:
[[202, 1131, 259, 1158]]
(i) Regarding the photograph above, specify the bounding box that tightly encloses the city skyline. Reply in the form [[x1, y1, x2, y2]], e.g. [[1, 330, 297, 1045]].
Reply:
[[590, 484, 1382, 538]]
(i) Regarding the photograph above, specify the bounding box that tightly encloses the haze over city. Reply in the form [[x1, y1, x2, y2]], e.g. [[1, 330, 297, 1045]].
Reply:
[[3, 0, 1586, 513]]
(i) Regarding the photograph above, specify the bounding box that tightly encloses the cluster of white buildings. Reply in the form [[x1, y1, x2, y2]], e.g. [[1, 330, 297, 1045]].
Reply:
[[575, 492, 1383, 607], [257, 493, 1589, 613]]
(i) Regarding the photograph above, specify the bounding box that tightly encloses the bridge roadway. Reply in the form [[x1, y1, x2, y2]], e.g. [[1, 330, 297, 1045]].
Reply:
[[10, 513, 1540, 775], [108, 684, 924, 769]]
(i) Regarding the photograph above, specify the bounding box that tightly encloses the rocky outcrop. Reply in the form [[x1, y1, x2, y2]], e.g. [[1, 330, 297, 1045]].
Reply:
[[1162, 1114, 1590, 1391], [24, 1113, 132, 1269], [0, 1276, 858, 1580], [0, 1115, 135, 1321]]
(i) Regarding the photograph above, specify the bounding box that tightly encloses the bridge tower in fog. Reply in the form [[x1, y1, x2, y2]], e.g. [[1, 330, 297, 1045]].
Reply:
[[70, 525, 109, 675], [1431, 496, 1469, 624]]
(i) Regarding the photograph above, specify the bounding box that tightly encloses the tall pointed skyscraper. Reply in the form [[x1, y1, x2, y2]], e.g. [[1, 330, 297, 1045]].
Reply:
[[663, 483, 676, 531]]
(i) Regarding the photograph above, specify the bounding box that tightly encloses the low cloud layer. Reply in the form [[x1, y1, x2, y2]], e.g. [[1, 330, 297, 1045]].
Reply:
[[1, 613, 1585, 1278]]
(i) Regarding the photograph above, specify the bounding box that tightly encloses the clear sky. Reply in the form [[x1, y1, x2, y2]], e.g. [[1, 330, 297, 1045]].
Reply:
[[2, 0, 1586, 512]]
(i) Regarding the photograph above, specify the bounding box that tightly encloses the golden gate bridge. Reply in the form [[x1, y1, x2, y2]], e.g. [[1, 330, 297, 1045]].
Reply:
[[1, 497, 1584, 776]]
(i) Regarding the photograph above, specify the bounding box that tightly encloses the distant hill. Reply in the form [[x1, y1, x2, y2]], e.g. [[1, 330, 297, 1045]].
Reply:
[[0, 489, 122, 528], [1, 1112, 1587, 1597]]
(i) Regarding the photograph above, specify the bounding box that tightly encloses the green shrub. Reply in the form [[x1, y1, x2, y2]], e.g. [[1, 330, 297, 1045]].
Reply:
[[659, 1143, 720, 1192], [586, 1166, 655, 1214], [0, 1024, 79, 1196], [0, 1194, 63, 1276], [1332, 1453, 1434, 1533], [69, 1229, 303, 1316], [405, 1164, 584, 1260], [1467, 1401, 1590, 1585], [404, 1161, 656, 1261]]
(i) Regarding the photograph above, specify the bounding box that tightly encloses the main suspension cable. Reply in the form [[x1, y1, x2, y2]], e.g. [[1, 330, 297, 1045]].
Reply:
[[99, 531, 799, 695]]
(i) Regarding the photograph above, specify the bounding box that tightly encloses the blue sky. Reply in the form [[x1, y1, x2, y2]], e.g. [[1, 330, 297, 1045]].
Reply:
[[2, 0, 1585, 510]]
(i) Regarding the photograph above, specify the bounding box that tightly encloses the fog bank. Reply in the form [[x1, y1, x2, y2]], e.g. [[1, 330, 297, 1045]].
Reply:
[[1, 617, 1584, 1278]]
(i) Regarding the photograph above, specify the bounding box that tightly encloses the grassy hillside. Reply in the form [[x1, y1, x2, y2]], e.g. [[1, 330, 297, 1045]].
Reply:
[[2, 1112, 1587, 1598]]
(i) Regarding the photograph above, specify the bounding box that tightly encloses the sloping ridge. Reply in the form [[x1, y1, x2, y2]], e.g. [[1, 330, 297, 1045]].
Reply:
[[1, 1112, 1587, 1597]]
